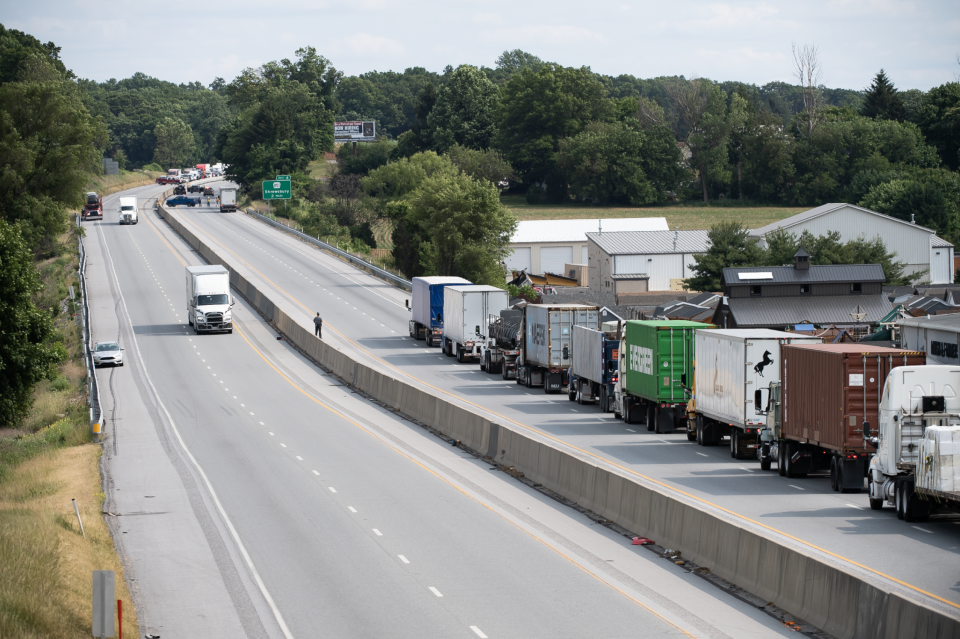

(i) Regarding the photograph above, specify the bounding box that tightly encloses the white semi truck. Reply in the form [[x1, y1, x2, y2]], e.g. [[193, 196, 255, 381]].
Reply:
[[867, 364, 960, 521], [220, 187, 238, 212], [118, 196, 139, 225], [441, 285, 510, 363], [186, 265, 233, 334]]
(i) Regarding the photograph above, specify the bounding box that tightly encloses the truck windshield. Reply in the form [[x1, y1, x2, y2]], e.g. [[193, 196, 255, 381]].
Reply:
[[121, 206, 134, 211], [198, 294, 229, 305]]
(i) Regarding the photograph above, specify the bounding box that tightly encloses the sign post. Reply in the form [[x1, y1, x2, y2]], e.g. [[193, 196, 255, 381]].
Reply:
[[262, 177, 292, 215]]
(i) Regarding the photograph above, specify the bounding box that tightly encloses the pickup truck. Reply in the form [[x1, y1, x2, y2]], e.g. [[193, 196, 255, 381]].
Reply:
[[166, 195, 200, 207], [187, 184, 205, 193], [156, 176, 180, 185]]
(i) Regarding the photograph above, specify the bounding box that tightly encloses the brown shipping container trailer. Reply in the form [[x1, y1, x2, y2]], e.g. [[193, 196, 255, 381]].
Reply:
[[781, 344, 925, 454]]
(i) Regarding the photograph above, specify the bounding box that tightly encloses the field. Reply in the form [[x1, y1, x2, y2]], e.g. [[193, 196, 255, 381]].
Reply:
[[501, 196, 806, 230], [86, 170, 164, 197]]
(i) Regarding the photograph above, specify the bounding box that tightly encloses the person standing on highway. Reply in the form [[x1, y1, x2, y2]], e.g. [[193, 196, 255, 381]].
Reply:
[[313, 312, 322, 338]]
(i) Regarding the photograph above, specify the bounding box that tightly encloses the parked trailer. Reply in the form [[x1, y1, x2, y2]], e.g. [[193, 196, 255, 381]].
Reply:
[[407, 277, 471, 346], [517, 304, 600, 393], [481, 309, 523, 378], [615, 320, 714, 434], [567, 323, 620, 411], [441, 285, 510, 362], [688, 329, 821, 461], [758, 344, 925, 487], [866, 365, 960, 521]]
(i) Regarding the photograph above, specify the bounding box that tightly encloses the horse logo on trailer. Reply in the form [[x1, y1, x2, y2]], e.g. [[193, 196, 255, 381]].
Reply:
[[754, 350, 774, 377]]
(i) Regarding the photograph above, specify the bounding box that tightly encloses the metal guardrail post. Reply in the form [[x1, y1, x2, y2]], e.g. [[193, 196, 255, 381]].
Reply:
[[242, 208, 412, 291]]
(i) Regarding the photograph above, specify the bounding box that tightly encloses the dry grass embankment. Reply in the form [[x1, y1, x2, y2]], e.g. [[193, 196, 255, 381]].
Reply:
[[502, 195, 805, 230], [0, 224, 138, 638], [86, 170, 164, 198]]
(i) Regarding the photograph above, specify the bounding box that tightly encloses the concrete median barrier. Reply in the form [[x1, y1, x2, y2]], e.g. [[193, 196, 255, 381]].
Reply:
[[155, 204, 960, 639]]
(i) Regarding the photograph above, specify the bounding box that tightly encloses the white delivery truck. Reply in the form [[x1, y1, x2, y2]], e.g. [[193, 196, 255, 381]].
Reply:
[[118, 196, 139, 225], [186, 265, 233, 334], [407, 276, 471, 346], [220, 187, 238, 212], [689, 329, 821, 462], [867, 365, 960, 521], [441, 285, 510, 362]]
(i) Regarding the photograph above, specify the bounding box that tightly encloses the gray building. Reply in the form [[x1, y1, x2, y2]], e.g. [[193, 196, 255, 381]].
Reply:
[[586, 229, 710, 293], [712, 251, 891, 329], [750, 203, 954, 284], [900, 313, 960, 364]]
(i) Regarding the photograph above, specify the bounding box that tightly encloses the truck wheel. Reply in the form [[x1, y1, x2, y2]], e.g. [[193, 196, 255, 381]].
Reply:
[[784, 443, 795, 478], [600, 391, 608, 413], [760, 454, 771, 471], [456, 346, 464, 363], [480, 353, 487, 371], [445, 340, 454, 357], [830, 457, 839, 492], [686, 427, 697, 442], [778, 445, 786, 477], [730, 429, 738, 458], [696, 418, 704, 445], [568, 383, 576, 401], [654, 408, 668, 434], [576, 381, 584, 404], [867, 475, 883, 510], [646, 405, 655, 432], [895, 481, 905, 520]]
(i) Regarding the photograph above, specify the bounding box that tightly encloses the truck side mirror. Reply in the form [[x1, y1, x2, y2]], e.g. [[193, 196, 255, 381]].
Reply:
[[405, 299, 410, 310], [562, 346, 569, 360], [681, 373, 687, 386], [862, 421, 871, 438], [475, 325, 480, 335]]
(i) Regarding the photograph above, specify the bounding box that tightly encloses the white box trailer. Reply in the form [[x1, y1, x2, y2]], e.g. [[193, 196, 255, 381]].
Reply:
[[118, 196, 138, 225], [220, 187, 237, 212], [518, 304, 599, 393], [441, 285, 510, 362], [691, 329, 821, 457]]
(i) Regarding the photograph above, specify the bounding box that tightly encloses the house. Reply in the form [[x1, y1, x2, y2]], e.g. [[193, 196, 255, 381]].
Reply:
[[506, 218, 668, 276], [586, 229, 710, 293], [711, 249, 892, 330], [750, 203, 954, 284]]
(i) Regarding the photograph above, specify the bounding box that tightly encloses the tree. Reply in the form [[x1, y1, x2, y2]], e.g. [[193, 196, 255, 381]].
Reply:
[[153, 117, 195, 168], [360, 151, 457, 203], [685, 222, 764, 292], [496, 64, 613, 193], [861, 69, 908, 122], [185, 90, 231, 160], [917, 82, 960, 171], [859, 168, 960, 245], [792, 43, 824, 138], [0, 69, 106, 250], [668, 79, 730, 201], [427, 65, 499, 152], [0, 25, 70, 86], [557, 120, 680, 205], [444, 144, 514, 186], [0, 220, 65, 425], [408, 173, 517, 285]]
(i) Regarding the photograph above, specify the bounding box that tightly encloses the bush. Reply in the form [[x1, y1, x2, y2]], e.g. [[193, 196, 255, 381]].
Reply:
[[142, 162, 163, 172]]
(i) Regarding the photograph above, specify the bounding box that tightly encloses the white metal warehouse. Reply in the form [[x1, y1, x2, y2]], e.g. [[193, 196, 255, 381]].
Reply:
[[586, 229, 710, 293], [506, 218, 668, 276], [750, 203, 954, 284]]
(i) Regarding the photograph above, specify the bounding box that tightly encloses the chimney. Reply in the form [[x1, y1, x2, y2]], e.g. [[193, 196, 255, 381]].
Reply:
[[673, 227, 678, 251], [911, 214, 916, 224], [794, 247, 810, 270], [598, 219, 602, 235]]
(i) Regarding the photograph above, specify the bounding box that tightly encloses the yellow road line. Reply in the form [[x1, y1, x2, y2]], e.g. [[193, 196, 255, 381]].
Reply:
[[171, 206, 960, 612]]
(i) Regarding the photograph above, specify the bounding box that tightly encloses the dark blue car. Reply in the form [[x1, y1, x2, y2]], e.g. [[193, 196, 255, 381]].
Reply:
[[166, 195, 199, 207]]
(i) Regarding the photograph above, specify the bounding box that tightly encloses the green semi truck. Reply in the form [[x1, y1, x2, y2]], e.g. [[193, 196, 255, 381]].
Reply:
[[613, 320, 713, 433]]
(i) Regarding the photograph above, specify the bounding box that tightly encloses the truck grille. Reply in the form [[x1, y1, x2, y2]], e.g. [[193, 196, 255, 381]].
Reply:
[[205, 312, 223, 324]]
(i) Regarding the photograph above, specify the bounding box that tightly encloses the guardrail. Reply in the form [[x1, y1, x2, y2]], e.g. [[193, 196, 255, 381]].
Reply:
[[76, 216, 102, 440], [243, 208, 411, 291]]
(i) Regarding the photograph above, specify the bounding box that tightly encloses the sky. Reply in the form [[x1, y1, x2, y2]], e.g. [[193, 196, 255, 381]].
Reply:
[[7, 0, 959, 91]]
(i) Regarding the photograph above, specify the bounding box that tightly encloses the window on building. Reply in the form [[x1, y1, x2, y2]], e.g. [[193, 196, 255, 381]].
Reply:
[[851, 283, 862, 294], [800, 284, 811, 294], [750, 285, 762, 296]]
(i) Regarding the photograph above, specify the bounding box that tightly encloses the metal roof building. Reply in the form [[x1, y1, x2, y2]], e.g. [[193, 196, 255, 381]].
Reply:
[[750, 203, 954, 284], [585, 229, 710, 293], [506, 218, 668, 277]]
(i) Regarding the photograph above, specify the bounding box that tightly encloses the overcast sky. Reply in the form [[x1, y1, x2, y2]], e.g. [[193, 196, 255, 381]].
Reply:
[[8, 1, 959, 91]]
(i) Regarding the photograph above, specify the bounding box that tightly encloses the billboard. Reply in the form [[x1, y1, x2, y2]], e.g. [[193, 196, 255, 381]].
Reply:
[[335, 121, 376, 142]]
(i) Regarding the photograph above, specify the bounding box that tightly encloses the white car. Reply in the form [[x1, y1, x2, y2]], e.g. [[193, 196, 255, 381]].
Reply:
[[93, 341, 124, 367]]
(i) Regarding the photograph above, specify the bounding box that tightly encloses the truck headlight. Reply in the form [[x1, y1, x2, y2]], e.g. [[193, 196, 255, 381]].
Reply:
[[196, 313, 205, 322], [224, 312, 232, 322]]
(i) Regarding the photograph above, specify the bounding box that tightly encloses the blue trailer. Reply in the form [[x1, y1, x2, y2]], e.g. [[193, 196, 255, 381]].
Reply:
[[407, 276, 470, 346]]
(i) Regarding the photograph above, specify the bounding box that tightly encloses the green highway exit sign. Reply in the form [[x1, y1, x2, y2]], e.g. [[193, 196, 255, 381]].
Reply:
[[275, 175, 291, 180], [262, 179, 291, 200]]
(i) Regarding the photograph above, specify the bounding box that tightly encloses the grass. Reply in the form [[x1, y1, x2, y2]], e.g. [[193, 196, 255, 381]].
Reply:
[[86, 170, 164, 198], [0, 435, 139, 639], [305, 156, 337, 180], [500, 195, 806, 230], [0, 225, 138, 638]]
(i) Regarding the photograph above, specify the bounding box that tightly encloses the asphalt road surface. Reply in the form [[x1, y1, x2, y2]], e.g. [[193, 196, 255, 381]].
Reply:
[[168, 185, 960, 618], [87, 182, 803, 638]]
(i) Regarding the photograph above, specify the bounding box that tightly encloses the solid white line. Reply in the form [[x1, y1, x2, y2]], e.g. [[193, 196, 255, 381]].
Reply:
[[95, 222, 296, 639], [348, 506, 357, 513], [695, 452, 708, 457], [428, 586, 443, 597], [373, 528, 383, 536], [328, 487, 337, 493], [789, 485, 805, 490], [912, 526, 934, 534], [398, 555, 410, 564], [470, 626, 488, 638]]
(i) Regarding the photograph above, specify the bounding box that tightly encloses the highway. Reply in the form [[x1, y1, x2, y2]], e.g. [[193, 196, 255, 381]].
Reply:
[[87, 181, 801, 637], [168, 186, 960, 616]]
